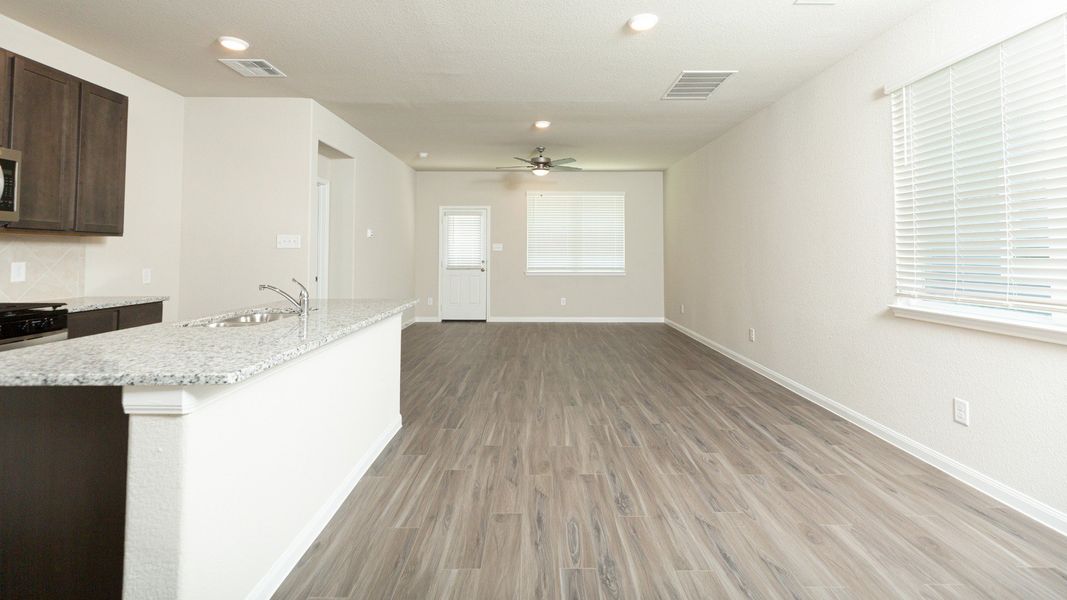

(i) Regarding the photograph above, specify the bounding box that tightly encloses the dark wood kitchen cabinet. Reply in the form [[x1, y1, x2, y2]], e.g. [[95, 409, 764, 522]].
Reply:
[[9, 56, 80, 231], [75, 83, 128, 234], [0, 49, 128, 236], [68, 301, 163, 339], [0, 50, 12, 145]]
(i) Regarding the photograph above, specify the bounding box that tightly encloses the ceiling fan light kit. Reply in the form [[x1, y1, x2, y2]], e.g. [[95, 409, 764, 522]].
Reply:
[[496, 146, 582, 176]]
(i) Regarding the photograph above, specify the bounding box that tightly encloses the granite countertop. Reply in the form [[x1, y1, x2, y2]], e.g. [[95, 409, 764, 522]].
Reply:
[[0, 298, 416, 387], [55, 296, 171, 313]]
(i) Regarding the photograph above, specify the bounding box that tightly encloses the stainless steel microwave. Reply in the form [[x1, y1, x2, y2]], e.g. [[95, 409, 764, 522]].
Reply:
[[0, 148, 21, 222]]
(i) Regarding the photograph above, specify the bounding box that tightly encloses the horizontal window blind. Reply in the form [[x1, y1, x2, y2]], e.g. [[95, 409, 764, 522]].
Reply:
[[527, 192, 625, 274], [893, 15, 1067, 317], [444, 212, 484, 269]]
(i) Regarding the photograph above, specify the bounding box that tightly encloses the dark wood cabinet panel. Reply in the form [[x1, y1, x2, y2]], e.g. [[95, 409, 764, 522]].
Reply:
[[0, 50, 12, 146], [8, 57, 79, 231], [67, 308, 118, 339], [118, 301, 162, 330], [75, 83, 127, 235], [0, 386, 127, 600], [68, 302, 163, 339]]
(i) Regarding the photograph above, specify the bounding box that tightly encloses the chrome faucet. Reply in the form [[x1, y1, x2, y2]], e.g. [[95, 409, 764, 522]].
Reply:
[[259, 279, 310, 317]]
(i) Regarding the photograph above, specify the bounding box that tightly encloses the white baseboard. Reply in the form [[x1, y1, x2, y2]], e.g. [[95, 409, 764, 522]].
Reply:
[[664, 319, 1067, 538], [412, 316, 664, 324], [402, 318, 415, 329], [248, 415, 404, 599], [487, 316, 665, 323]]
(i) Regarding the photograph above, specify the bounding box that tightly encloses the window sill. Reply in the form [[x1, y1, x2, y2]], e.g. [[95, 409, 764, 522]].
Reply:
[[889, 300, 1067, 347], [525, 271, 626, 277]]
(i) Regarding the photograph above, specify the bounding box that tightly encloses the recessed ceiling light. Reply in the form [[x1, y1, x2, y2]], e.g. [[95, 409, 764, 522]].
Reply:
[[218, 36, 250, 51], [627, 13, 659, 32], [418, 152, 429, 159], [534, 120, 551, 129], [532, 167, 550, 177]]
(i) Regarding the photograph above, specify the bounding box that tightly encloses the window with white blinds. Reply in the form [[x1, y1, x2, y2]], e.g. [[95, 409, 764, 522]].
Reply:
[[444, 211, 484, 269], [892, 15, 1067, 328], [526, 192, 625, 274]]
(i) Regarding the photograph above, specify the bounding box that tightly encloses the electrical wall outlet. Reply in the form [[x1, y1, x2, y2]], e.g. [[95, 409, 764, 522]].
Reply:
[[748, 328, 756, 342], [492, 243, 504, 252], [560, 297, 567, 306], [142, 268, 152, 284], [10, 262, 25, 283], [427, 296, 433, 306], [680, 303, 686, 314], [366, 228, 375, 238], [953, 397, 970, 426], [276, 234, 301, 249]]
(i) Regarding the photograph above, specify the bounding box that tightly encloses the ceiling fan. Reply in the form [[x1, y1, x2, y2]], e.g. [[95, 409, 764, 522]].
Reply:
[[496, 146, 582, 176]]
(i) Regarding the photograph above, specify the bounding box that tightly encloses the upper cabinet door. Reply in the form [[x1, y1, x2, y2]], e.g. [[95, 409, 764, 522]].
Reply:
[[75, 83, 127, 235], [10, 56, 79, 231], [0, 50, 12, 146]]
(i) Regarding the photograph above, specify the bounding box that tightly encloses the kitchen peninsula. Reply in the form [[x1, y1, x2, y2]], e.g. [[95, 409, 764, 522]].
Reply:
[[0, 298, 415, 600]]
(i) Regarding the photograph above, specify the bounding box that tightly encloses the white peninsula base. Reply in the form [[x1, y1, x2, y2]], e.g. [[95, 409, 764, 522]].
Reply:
[[121, 314, 402, 600]]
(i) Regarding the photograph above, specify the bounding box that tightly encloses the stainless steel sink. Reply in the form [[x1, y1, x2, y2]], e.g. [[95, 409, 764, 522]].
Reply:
[[199, 311, 298, 328]]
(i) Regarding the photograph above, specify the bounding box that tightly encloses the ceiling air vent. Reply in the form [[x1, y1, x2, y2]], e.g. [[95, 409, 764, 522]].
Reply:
[[218, 59, 287, 78], [662, 70, 736, 100]]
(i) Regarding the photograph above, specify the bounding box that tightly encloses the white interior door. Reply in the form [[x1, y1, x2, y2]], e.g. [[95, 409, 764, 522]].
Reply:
[[440, 208, 488, 320]]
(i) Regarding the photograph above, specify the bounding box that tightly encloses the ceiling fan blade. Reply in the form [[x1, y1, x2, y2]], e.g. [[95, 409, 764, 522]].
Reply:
[[551, 158, 577, 165], [513, 157, 535, 164], [551, 166, 582, 172], [496, 166, 531, 170]]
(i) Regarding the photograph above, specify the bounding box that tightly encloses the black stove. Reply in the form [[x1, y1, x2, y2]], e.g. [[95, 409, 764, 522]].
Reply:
[[0, 302, 68, 349]]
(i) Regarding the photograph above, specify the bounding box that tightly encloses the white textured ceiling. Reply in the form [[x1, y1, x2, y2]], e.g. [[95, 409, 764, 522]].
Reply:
[[0, 0, 934, 170]]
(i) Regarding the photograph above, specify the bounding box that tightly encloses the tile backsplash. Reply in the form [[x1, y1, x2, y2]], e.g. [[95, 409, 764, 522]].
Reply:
[[0, 237, 85, 302]]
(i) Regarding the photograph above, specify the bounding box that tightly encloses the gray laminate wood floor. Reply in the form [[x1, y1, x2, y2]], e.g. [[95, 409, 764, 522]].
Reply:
[[273, 323, 1067, 599]]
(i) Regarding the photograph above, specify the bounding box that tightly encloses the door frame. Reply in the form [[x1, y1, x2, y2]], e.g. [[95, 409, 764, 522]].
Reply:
[[438, 205, 491, 321], [314, 177, 331, 299]]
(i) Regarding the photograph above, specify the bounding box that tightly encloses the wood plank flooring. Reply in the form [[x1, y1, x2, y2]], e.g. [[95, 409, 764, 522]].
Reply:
[[273, 323, 1067, 599]]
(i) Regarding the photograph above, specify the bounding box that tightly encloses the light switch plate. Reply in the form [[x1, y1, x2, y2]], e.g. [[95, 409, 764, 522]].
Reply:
[[953, 397, 970, 426], [10, 262, 26, 283], [366, 228, 375, 238], [276, 234, 302, 249], [142, 268, 152, 284], [492, 243, 503, 252]]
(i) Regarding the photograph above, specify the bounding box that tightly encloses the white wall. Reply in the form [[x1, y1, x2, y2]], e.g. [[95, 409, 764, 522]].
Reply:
[[179, 98, 313, 319], [664, 0, 1067, 525], [178, 99, 415, 320], [415, 171, 664, 320], [0, 14, 185, 320]]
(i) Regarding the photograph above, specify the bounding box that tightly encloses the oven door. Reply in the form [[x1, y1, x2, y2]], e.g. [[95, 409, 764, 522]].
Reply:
[[0, 147, 22, 222], [0, 329, 68, 351]]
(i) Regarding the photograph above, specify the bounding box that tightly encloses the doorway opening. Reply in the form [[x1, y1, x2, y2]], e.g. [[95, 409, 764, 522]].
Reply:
[[312, 142, 355, 299]]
